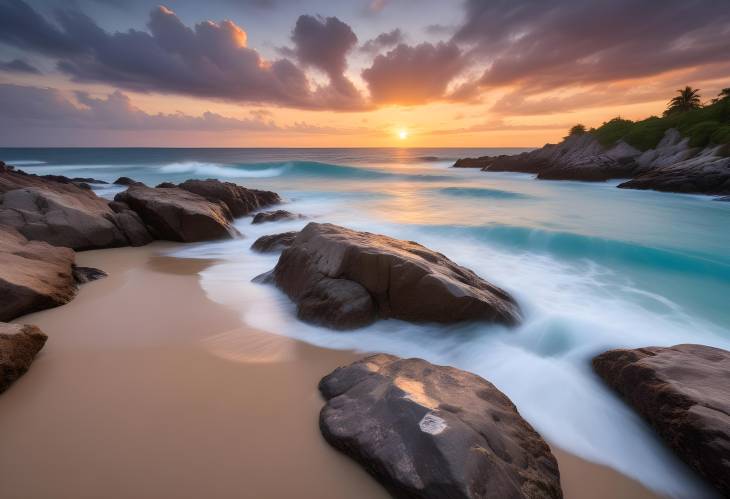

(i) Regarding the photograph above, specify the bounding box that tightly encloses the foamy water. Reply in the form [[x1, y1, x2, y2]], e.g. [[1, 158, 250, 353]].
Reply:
[[5, 147, 729, 498]]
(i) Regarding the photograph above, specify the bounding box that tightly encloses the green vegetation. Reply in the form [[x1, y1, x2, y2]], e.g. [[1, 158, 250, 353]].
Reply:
[[565, 124, 587, 138], [584, 87, 730, 151]]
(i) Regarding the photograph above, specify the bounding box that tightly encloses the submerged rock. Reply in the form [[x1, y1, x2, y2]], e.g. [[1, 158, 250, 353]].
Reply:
[[319, 354, 562, 499], [0, 322, 48, 393], [593, 344, 730, 495], [0, 227, 77, 321], [251, 209, 302, 224], [177, 179, 280, 217], [250, 231, 299, 253], [115, 185, 239, 242], [269, 223, 520, 329]]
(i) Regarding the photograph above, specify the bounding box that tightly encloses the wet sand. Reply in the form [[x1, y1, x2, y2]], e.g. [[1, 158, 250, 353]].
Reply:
[[0, 243, 661, 498]]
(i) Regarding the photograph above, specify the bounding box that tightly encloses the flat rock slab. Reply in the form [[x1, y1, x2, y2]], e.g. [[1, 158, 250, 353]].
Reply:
[[593, 344, 730, 495], [115, 186, 239, 242], [0, 322, 48, 393], [319, 354, 562, 499], [270, 222, 520, 329], [0, 227, 77, 321]]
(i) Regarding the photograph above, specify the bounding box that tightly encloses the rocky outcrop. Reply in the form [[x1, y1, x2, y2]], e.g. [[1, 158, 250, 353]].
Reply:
[[0, 227, 78, 321], [251, 209, 302, 224], [115, 185, 239, 242], [0, 322, 48, 393], [251, 231, 299, 253], [593, 344, 730, 495], [177, 179, 280, 217], [268, 223, 520, 329], [114, 176, 144, 187], [0, 165, 152, 249], [453, 129, 730, 195], [319, 354, 562, 499]]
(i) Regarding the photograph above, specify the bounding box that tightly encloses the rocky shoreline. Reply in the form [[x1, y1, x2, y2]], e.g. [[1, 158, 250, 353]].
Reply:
[[2, 159, 729, 497], [454, 128, 730, 198]]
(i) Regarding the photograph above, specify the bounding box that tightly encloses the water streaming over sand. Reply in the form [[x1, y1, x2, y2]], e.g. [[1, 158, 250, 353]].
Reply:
[[4, 147, 729, 498]]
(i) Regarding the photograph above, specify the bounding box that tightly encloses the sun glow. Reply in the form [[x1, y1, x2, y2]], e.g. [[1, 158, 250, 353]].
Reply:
[[398, 129, 409, 140]]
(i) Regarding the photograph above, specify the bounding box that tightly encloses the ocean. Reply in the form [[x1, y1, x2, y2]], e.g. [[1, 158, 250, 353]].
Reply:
[[3, 147, 729, 498]]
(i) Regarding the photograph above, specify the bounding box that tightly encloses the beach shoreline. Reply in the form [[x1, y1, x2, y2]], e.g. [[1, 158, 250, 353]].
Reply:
[[0, 243, 660, 498]]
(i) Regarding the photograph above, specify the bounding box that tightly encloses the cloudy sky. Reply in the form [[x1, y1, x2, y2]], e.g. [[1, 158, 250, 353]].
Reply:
[[1, 0, 729, 146]]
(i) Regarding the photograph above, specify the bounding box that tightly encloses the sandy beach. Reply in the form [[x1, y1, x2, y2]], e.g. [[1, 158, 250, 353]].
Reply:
[[0, 243, 660, 498]]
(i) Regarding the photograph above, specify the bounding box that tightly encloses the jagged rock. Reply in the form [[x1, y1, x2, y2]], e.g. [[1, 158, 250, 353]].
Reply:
[[177, 179, 280, 217], [319, 354, 563, 499], [0, 322, 48, 393], [251, 210, 302, 224], [594, 344, 730, 495], [251, 231, 299, 253], [0, 167, 151, 249], [115, 186, 239, 242], [269, 223, 521, 329], [0, 227, 77, 321], [72, 266, 107, 284]]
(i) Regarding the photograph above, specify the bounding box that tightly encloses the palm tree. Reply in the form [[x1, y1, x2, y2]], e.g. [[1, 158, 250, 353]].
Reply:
[[664, 86, 702, 115], [711, 87, 730, 104]]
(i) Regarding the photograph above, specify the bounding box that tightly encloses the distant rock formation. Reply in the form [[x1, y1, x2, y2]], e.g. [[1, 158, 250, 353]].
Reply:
[[594, 344, 730, 495], [251, 231, 299, 253], [265, 222, 521, 329], [319, 354, 563, 498], [454, 129, 730, 195], [251, 209, 303, 224]]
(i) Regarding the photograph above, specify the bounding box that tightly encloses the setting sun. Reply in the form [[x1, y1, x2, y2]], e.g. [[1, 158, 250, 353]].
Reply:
[[398, 129, 409, 140]]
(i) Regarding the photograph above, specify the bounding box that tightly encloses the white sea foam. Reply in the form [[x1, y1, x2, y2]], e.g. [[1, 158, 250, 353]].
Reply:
[[159, 161, 287, 178], [5, 159, 47, 165]]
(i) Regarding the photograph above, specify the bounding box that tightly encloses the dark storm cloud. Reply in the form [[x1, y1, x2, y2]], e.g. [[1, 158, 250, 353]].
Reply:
[[0, 83, 278, 130], [359, 28, 403, 54], [454, 0, 730, 91], [361, 42, 465, 105], [0, 1, 366, 110], [0, 58, 40, 73]]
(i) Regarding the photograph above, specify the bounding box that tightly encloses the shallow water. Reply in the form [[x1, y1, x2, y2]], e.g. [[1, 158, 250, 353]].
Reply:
[[4, 147, 729, 498]]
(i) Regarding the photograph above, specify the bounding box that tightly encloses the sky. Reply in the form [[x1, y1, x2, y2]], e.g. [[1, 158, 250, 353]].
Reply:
[[0, 0, 729, 147]]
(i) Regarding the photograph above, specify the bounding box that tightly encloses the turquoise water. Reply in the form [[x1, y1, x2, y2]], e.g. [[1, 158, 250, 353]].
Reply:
[[4, 148, 729, 498]]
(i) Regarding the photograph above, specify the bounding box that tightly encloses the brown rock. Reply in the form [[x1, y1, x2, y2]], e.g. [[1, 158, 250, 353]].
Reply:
[[0, 322, 48, 393], [251, 209, 302, 224], [269, 223, 521, 329], [115, 185, 239, 242], [177, 179, 280, 217], [319, 354, 562, 499], [250, 231, 299, 253], [593, 344, 730, 495], [0, 227, 77, 321]]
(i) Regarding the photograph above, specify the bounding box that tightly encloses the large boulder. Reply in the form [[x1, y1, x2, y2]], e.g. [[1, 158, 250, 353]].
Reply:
[[0, 227, 78, 321], [115, 185, 239, 242], [251, 231, 299, 253], [0, 322, 48, 393], [177, 179, 280, 217], [593, 344, 730, 495], [269, 223, 520, 329], [319, 354, 562, 499], [0, 165, 151, 249]]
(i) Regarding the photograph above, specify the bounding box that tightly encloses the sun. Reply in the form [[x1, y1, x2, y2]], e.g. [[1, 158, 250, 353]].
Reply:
[[397, 129, 409, 140]]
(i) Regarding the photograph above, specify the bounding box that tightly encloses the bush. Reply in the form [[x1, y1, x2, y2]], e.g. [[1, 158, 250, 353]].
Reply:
[[710, 125, 730, 146], [592, 118, 634, 147], [685, 121, 722, 148], [622, 117, 672, 151]]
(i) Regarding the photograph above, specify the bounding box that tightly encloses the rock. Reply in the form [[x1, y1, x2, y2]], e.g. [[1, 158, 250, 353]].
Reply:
[[115, 185, 239, 242], [593, 344, 730, 495], [156, 182, 177, 188], [250, 231, 299, 253], [0, 322, 48, 393], [0, 167, 152, 249], [298, 277, 376, 329], [251, 209, 302, 224], [716, 195, 730, 201], [177, 179, 280, 217], [319, 354, 563, 499], [0, 227, 77, 321], [72, 266, 107, 284], [269, 223, 521, 329], [114, 176, 144, 186], [452, 157, 490, 168]]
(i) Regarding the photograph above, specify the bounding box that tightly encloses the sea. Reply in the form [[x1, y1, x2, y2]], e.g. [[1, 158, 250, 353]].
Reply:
[[3, 147, 729, 498]]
